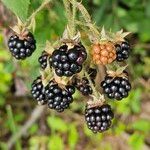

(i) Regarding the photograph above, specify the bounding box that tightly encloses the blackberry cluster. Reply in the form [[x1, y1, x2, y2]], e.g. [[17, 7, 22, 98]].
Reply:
[[73, 68, 97, 96], [101, 76, 131, 100], [115, 41, 130, 61], [38, 51, 49, 69], [8, 32, 36, 60], [49, 44, 87, 77], [45, 81, 75, 112], [85, 104, 114, 133], [31, 76, 47, 105]]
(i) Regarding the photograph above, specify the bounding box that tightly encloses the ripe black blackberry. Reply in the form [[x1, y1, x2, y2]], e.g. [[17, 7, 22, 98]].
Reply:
[[115, 41, 130, 61], [85, 104, 114, 133], [31, 76, 47, 105], [73, 77, 93, 96], [49, 43, 87, 77], [38, 51, 49, 69], [101, 75, 131, 100], [8, 32, 36, 60], [72, 68, 97, 96], [45, 80, 75, 112]]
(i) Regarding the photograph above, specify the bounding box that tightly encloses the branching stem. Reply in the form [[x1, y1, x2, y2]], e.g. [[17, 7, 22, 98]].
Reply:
[[27, 0, 51, 25]]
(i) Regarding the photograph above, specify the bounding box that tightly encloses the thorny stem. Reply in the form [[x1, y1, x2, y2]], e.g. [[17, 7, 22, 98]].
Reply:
[[84, 69, 100, 100], [72, 0, 76, 36], [27, 0, 51, 25], [63, 0, 77, 38], [71, 1, 100, 41]]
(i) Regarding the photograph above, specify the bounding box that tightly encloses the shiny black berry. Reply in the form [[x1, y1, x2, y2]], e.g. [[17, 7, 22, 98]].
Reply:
[[45, 81, 75, 112], [115, 41, 130, 61], [38, 51, 49, 69], [73, 77, 93, 96], [101, 76, 131, 100], [8, 32, 36, 60], [72, 68, 97, 96], [50, 43, 87, 77], [85, 104, 114, 133], [31, 76, 47, 105]]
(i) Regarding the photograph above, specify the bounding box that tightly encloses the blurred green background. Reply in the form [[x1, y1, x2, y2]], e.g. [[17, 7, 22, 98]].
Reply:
[[0, 0, 150, 150]]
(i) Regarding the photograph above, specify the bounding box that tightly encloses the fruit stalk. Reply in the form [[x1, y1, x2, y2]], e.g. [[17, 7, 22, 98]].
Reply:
[[63, 0, 77, 38], [72, 1, 100, 41], [27, 0, 51, 25], [84, 69, 100, 100]]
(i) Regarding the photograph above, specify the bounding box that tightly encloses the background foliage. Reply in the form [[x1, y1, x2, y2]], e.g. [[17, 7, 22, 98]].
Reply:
[[0, 0, 150, 150]]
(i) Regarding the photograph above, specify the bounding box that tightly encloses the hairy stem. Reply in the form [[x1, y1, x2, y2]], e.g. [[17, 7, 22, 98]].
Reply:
[[63, 0, 76, 38], [72, 0, 76, 36], [27, 0, 51, 25], [70, 1, 100, 40]]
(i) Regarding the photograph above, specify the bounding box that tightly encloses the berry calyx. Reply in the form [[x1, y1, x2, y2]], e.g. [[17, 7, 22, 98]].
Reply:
[[8, 32, 36, 60], [45, 80, 75, 112], [31, 76, 47, 105], [101, 75, 131, 100], [85, 104, 114, 133]]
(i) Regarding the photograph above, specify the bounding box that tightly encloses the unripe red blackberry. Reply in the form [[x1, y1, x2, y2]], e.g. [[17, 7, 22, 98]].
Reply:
[[8, 32, 36, 60], [85, 104, 114, 133], [31, 76, 47, 105], [49, 43, 87, 77], [38, 51, 49, 69], [101, 75, 131, 100], [92, 42, 116, 65], [45, 80, 75, 112], [115, 41, 130, 61]]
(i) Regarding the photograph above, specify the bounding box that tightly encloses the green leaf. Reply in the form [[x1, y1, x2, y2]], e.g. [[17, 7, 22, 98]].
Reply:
[[131, 120, 150, 132], [130, 88, 142, 113], [138, 19, 150, 42], [1, 0, 30, 21], [48, 135, 64, 150], [83, 125, 94, 137], [0, 142, 8, 150], [145, 1, 150, 17], [128, 133, 144, 150], [68, 125, 78, 150], [47, 116, 68, 133]]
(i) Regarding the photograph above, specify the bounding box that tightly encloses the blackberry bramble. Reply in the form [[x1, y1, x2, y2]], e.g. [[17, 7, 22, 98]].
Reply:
[[38, 51, 49, 69], [115, 41, 130, 61], [8, 32, 36, 60], [92, 42, 116, 65], [73, 77, 93, 96], [31, 76, 47, 105], [85, 104, 114, 133], [101, 75, 131, 100], [72, 68, 97, 96], [45, 80, 75, 112], [49, 43, 87, 77]]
